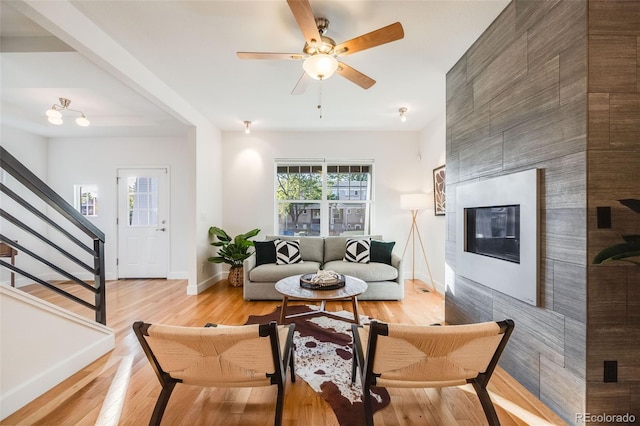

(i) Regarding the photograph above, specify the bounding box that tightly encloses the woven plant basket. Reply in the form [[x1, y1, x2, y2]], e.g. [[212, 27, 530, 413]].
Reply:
[[228, 266, 244, 287]]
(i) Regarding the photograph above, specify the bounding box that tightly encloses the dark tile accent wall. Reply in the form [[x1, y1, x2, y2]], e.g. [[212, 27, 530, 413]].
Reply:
[[445, 0, 588, 422], [446, 0, 640, 423], [587, 0, 640, 418]]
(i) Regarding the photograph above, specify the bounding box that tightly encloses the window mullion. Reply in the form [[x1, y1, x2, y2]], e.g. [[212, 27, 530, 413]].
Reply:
[[320, 163, 328, 236]]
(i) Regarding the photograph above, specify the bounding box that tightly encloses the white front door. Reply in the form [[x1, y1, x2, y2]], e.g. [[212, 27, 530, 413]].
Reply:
[[117, 168, 169, 278]]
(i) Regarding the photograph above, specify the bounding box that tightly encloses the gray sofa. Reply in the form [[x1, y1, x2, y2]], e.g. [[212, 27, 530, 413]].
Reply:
[[243, 235, 404, 301]]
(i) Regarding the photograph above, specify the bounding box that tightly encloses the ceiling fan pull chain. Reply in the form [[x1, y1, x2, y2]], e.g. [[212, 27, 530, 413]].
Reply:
[[318, 78, 323, 119]]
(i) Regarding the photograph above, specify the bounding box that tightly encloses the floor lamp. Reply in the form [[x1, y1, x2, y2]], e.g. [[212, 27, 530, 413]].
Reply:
[[400, 193, 435, 292]]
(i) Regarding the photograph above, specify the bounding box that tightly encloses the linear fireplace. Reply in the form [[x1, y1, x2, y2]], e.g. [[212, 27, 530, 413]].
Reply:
[[456, 169, 539, 305], [466, 204, 520, 263]]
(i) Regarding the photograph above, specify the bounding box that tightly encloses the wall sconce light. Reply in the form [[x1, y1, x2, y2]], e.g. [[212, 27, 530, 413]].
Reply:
[[399, 107, 407, 123], [46, 97, 90, 127], [244, 120, 251, 134]]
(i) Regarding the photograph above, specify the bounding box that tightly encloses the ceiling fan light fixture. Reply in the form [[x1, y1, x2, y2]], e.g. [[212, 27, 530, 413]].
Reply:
[[303, 54, 338, 80], [237, 3, 404, 94]]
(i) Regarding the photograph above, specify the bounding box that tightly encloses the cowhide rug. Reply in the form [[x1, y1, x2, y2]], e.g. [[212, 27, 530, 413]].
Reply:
[[245, 305, 390, 425]]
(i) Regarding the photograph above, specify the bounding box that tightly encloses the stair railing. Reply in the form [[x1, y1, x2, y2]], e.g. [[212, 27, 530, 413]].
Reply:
[[0, 146, 106, 325]]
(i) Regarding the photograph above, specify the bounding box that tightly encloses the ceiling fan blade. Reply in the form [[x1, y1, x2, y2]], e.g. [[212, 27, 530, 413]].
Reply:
[[334, 22, 404, 57], [287, 0, 322, 46], [291, 72, 313, 95], [237, 52, 305, 60], [336, 62, 376, 89]]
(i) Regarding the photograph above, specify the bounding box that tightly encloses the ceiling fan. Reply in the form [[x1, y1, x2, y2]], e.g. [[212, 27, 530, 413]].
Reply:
[[237, 0, 404, 95]]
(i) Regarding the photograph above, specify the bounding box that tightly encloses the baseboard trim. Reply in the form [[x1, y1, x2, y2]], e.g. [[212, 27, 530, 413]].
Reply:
[[188, 272, 225, 295]]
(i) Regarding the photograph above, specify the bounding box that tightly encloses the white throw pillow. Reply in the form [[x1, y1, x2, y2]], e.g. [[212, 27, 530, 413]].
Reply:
[[344, 238, 370, 263], [275, 239, 303, 264]]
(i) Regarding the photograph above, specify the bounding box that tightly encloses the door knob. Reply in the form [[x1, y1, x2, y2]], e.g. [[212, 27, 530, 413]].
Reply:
[[156, 227, 166, 232]]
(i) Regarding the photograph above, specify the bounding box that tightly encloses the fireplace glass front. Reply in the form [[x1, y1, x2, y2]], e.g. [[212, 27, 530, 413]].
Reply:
[[465, 205, 520, 263]]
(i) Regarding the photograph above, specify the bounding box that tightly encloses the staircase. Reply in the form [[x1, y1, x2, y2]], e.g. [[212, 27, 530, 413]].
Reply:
[[0, 146, 114, 419]]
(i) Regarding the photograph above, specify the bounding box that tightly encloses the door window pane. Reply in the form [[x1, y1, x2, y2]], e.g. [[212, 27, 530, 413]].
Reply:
[[128, 176, 159, 226]]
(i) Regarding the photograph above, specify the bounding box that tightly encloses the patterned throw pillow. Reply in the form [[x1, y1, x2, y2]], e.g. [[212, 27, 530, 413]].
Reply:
[[344, 238, 370, 263], [275, 239, 303, 265]]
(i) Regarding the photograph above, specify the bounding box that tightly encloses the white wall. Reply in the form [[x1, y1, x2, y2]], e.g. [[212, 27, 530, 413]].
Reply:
[[419, 109, 447, 292], [0, 285, 114, 419], [1, 127, 48, 179], [46, 136, 191, 281], [192, 125, 224, 294], [220, 131, 428, 278], [0, 128, 50, 287]]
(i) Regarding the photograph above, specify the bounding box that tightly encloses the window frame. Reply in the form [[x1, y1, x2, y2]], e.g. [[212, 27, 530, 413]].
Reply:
[[274, 159, 374, 236], [74, 184, 98, 217]]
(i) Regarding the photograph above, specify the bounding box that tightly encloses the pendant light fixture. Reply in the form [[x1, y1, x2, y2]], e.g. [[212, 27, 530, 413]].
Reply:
[[399, 107, 408, 122], [46, 98, 90, 127]]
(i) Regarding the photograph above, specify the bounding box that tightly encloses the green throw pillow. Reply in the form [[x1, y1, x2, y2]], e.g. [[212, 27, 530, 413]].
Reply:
[[254, 240, 276, 266], [370, 240, 395, 265]]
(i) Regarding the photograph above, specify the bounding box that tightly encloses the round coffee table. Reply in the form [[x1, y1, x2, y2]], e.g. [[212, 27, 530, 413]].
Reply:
[[275, 275, 368, 325]]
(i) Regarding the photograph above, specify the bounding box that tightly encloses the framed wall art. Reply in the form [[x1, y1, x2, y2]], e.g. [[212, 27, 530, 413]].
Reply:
[[433, 165, 446, 216]]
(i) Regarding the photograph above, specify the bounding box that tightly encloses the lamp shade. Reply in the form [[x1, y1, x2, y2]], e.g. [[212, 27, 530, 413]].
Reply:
[[400, 193, 430, 210], [303, 54, 339, 80]]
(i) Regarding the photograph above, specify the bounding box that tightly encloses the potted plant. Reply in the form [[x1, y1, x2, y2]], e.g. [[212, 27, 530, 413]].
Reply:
[[208, 227, 260, 287], [593, 199, 640, 266]]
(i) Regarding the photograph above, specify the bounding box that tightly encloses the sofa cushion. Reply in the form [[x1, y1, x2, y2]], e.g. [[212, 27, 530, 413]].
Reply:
[[266, 235, 324, 263], [275, 239, 302, 264], [249, 262, 321, 282], [324, 235, 382, 262], [254, 240, 277, 266], [344, 238, 370, 263], [324, 260, 398, 282], [370, 240, 395, 265]]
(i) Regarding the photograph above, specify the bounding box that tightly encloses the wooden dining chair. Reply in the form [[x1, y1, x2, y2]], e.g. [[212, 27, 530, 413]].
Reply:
[[133, 320, 295, 426], [351, 319, 514, 426]]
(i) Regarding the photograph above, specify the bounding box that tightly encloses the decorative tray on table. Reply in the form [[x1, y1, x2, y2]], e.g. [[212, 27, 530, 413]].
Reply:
[[300, 270, 345, 290]]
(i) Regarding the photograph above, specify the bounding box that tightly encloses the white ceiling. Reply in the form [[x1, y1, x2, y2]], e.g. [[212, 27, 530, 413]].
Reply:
[[1, 0, 508, 138]]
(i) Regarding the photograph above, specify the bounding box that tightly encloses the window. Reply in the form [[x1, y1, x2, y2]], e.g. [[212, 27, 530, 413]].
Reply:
[[74, 184, 98, 217], [275, 161, 372, 236]]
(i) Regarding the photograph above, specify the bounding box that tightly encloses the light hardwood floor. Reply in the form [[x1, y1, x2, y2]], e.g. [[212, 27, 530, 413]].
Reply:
[[3, 279, 567, 425]]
